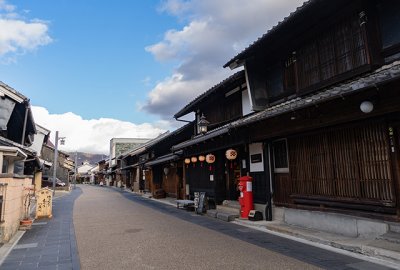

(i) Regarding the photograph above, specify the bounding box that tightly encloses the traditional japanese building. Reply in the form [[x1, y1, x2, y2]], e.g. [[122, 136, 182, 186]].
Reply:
[[219, 0, 400, 233]]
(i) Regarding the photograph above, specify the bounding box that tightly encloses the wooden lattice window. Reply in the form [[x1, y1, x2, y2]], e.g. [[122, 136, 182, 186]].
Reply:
[[284, 12, 369, 94], [378, 0, 400, 51], [288, 121, 395, 205]]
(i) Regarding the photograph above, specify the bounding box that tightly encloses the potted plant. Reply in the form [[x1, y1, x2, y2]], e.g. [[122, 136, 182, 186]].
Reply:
[[20, 187, 34, 227]]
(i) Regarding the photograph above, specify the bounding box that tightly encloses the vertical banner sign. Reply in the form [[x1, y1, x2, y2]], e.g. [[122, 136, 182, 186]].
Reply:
[[195, 192, 206, 214], [36, 188, 53, 219]]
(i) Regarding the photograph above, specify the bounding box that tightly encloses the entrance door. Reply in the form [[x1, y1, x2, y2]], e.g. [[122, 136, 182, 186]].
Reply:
[[226, 161, 240, 200], [177, 166, 184, 199], [271, 139, 290, 205]]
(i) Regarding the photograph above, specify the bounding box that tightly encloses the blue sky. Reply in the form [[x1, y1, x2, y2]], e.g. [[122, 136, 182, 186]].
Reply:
[[1, 0, 178, 123], [0, 0, 304, 154]]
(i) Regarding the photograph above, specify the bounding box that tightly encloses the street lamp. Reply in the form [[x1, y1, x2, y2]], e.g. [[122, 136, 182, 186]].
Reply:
[[52, 131, 66, 195]]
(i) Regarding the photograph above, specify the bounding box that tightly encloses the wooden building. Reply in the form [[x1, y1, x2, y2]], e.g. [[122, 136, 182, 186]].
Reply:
[[120, 124, 193, 198], [172, 71, 251, 204], [0, 82, 42, 243], [144, 123, 194, 199], [120, 133, 170, 192], [220, 0, 400, 226]]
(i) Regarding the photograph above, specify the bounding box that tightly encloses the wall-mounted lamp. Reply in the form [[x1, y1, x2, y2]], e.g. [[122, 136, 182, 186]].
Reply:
[[360, 100, 374, 114], [198, 113, 210, 134]]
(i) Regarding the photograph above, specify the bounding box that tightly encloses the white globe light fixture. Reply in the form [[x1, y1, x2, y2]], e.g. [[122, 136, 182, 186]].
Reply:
[[360, 101, 374, 114]]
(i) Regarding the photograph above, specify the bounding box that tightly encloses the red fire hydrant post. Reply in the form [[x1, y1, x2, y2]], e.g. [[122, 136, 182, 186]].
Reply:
[[237, 176, 254, 219]]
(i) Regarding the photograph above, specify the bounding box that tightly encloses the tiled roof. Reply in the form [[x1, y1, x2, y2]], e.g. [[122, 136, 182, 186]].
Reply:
[[224, 0, 317, 68], [174, 70, 245, 118], [0, 81, 28, 103], [120, 132, 170, 158], [121, 122, 192, 158], [231, 61, 400, 128], [172, 61, 400, 150], [0, 136, 36, 156], [145, 153, 180, 167], [171, 126, 229, 151]]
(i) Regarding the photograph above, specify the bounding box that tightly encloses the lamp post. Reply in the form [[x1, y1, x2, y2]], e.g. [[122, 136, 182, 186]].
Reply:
[[52, 131, 66, 195]]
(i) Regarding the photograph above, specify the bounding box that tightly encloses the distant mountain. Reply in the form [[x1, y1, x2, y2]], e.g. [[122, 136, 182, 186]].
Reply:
[[67, 152, 108, 166]]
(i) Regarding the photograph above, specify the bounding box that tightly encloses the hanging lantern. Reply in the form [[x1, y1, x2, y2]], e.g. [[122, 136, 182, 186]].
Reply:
[[225, 149, 237, 160], [198, 155, 205, 167], [184, 158, 191, 168], [225, 149, 237, 169], [206, 154, 215, 163], [191, 156, 197, 167], [206, 154, 215, 171], [163, 167, 169, 179], [163, 167, 169, 175]]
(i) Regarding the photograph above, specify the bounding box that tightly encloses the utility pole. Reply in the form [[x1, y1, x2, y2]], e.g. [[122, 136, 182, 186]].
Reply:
[[74, 151, 78, 189], [52, 131, 59, 196]]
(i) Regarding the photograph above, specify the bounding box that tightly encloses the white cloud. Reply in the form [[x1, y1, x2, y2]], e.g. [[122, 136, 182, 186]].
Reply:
[[31, 106, 166, 155], [143, 0, 304, 118], [0, 0, 52, 62], [0, 0, 15, 13]]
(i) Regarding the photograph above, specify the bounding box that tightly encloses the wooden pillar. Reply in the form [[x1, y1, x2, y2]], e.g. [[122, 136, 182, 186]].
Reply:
[[7, 159, 14, 174], [0, 153, 3, 173], [391, 125, 400, 220]]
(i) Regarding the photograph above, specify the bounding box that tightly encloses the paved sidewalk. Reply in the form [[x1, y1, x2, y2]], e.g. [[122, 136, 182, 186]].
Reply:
[[0, 188, 82, 270]]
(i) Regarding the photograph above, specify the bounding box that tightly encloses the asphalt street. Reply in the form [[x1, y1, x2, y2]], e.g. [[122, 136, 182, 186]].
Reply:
[[73, 185, 393, 270]]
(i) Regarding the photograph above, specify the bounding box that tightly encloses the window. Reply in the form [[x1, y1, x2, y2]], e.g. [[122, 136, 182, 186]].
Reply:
[[272, 139, 289, 173], [1, 159, 8, 173], [284, 13, 369, 94], [378, 1, 400, 53], [247, 59, 287, 108], [265, 64, 285, 102], [246, 59, 269, 110]]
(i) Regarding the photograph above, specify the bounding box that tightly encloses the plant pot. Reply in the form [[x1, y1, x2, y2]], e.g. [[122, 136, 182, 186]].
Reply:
[[20, 219, 33, 226]]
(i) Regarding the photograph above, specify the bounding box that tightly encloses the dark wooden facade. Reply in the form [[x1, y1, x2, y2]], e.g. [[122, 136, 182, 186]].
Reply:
[[224, 0, 400, 220], [119, 124, 194, 198], [173, 71, 248, 203]]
